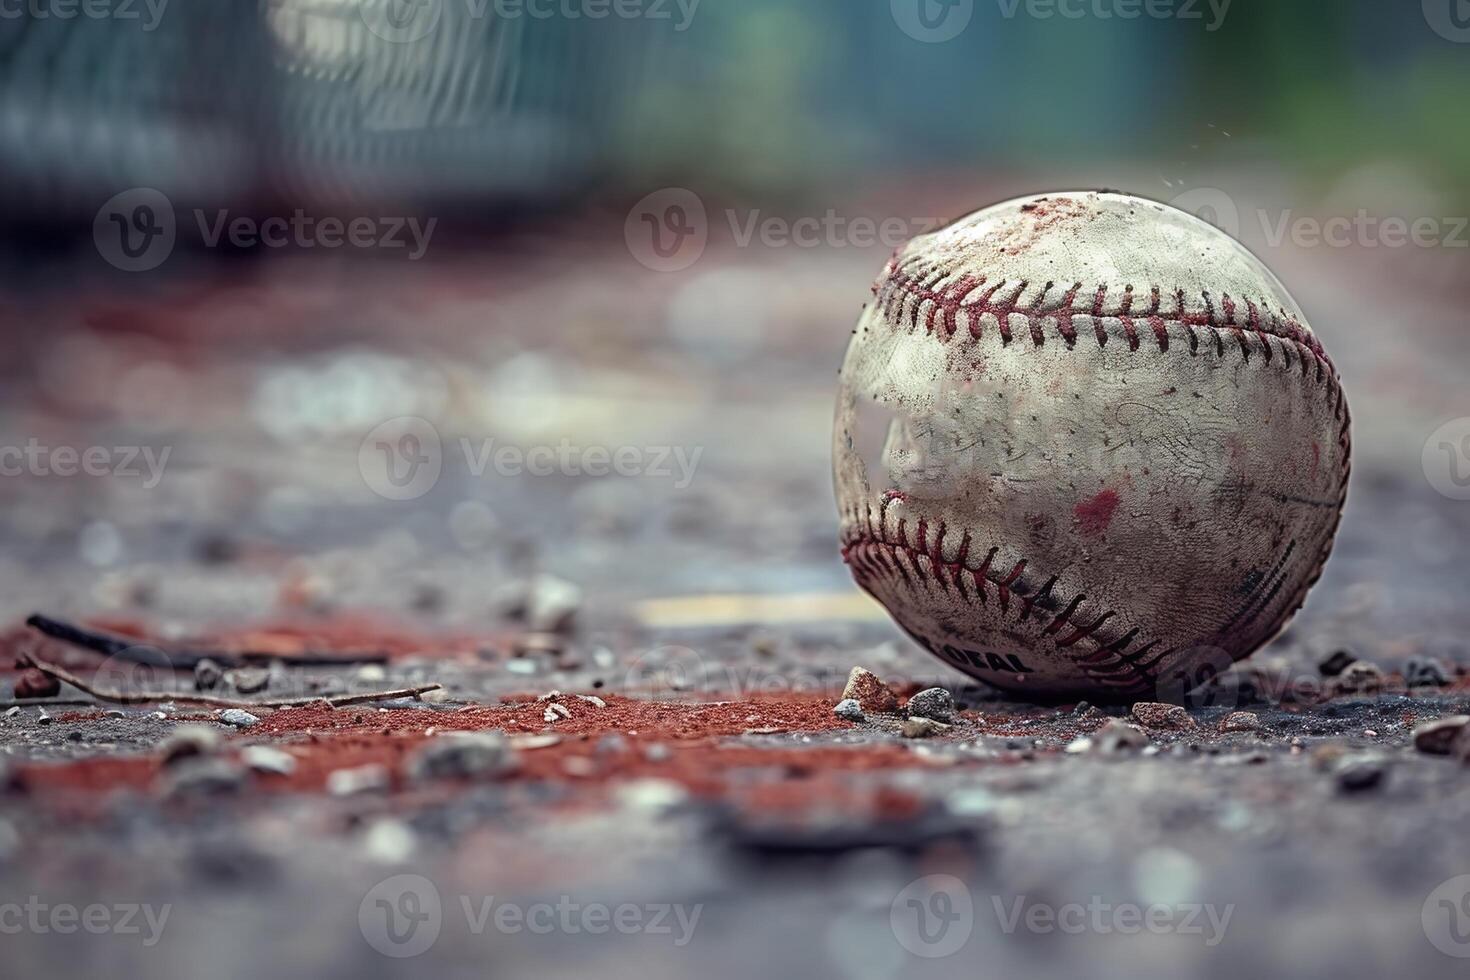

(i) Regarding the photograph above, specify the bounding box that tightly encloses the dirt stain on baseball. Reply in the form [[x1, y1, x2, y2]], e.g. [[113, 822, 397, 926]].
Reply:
[[1074, 488, 1122, 537]]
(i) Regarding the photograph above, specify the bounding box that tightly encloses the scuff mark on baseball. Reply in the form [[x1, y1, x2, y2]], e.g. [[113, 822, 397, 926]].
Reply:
[[834, 191, 1350, 702]]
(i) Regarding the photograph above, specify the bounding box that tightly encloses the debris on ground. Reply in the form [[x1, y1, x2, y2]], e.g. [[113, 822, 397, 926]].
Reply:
[[904, 687, 955, 723], [840, 667, 899, 714], [901, 716, 949, 739], [1412, 715, 1470, 755], [408, 732, 517, 782], [1219, 711, 1262, 733], [160, 725, 223, 765], [12, 668, 60, 700], [1094, 719, 1152, 753], [1131, 702, 1196, 730]]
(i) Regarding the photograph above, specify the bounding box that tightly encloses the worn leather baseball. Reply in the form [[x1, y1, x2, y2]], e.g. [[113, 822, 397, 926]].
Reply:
[[834, 191, 1350, 701]]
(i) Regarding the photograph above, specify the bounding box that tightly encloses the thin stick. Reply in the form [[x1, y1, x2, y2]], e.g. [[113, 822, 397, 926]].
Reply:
[[25, 614, 392, 669], [24, 657, 442, 709]]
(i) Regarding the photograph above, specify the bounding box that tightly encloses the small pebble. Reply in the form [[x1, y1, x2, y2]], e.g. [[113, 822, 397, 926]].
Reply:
[[1219, 711, 1261, 733], [901, 717, 949, 739], [1317, 650, 1356, 677], [523, 575, 583, 633], [1094, 719, 1150, 753], [226, 669, 270, 695], [1405, 657, 1450, 689], [1333, 662, 1382, 694], [161, 759, 245, 797], [614, 778, 687, 814], [327, 764, 390, 797], [218, 709, 260, 729], [362, 819, 416, 864], [840, 667, 899, 714], [13, 669, 60, 700], [1333, 755, 1387, 794], [1131, 702, 1196, 730], [1412, 716, 1470, 756], [833, 699, 865, 723], [240, 745, 297, 776], [408, 732, 516, 782], [355, 664, 388, 684], [160, 725, 223, 766], [905, 688, 955, 723], [595, 734, 628, 756], [193, 659, 224, 691]]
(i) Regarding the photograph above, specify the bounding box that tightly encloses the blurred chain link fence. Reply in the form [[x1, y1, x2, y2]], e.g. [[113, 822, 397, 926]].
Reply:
[[0, 0, 649, 222]]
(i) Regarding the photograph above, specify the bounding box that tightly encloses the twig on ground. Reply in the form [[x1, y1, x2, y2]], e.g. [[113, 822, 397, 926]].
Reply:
[[23, 657, 442, 709], [25, 614, 392, 669]]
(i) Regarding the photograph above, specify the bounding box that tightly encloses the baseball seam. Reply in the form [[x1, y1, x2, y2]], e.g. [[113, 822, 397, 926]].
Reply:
[[840, 498, 1164, 691], [845, 261, 1353, 695], [874, 259, 1337, 381]]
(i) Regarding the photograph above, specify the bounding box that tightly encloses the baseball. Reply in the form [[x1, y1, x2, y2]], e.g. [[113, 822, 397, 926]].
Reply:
[[835, 191, 1351, 701]]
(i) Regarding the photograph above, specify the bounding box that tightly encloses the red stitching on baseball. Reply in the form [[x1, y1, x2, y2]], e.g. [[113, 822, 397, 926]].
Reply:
[[874, 263, 1336, 378], [840, 530, 1160, 690]]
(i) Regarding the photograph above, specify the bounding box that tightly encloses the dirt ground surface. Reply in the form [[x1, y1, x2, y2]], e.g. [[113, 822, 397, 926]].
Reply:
[[3, 181, 1470, 978]]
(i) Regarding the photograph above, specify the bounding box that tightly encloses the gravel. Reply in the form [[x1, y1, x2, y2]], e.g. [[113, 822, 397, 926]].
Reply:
[[905, 687, 955, 723]]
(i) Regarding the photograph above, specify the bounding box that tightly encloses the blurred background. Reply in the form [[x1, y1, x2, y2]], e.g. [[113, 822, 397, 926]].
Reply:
[[0, 0, 1465, 644], [3, 2, 1470, 978]]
